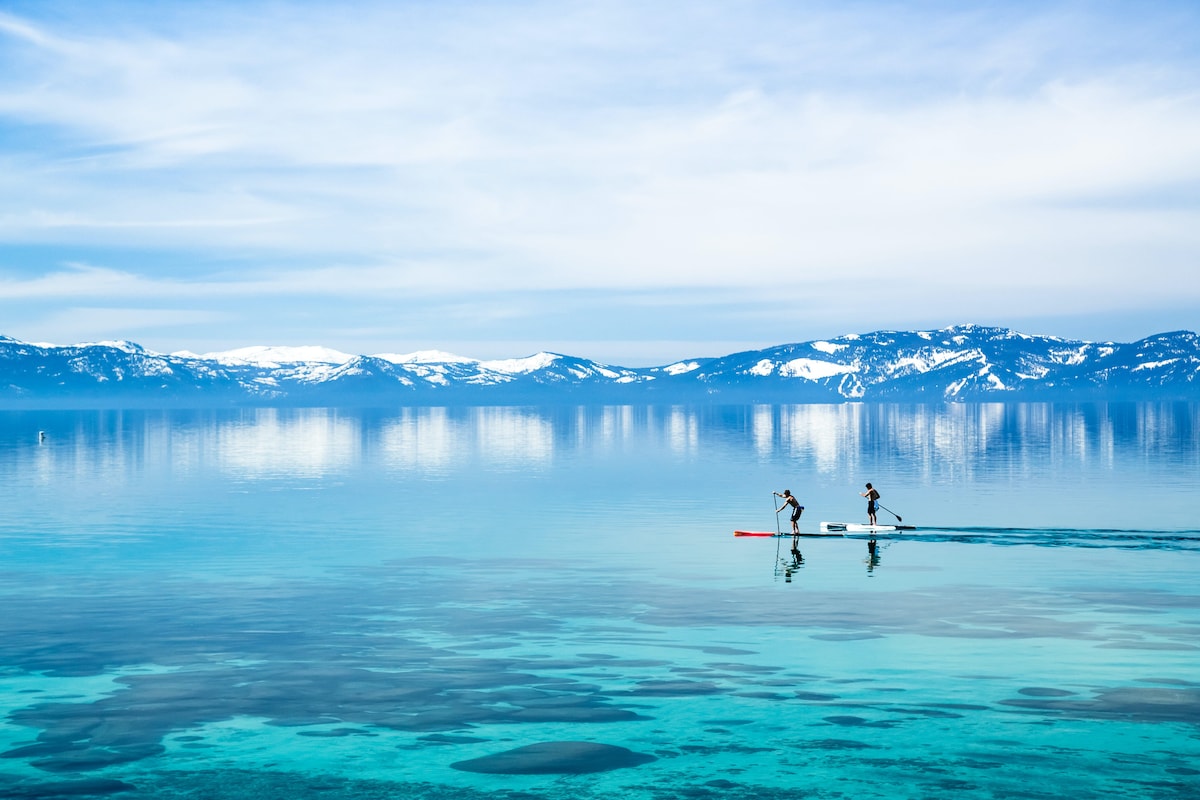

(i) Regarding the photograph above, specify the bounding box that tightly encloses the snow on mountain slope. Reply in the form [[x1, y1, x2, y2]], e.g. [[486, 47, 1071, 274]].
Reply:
[[480, 352, 561, 374], [2, 325, 1197, 407], [191, 345, 357, 367], [374, 350, 477, 364]]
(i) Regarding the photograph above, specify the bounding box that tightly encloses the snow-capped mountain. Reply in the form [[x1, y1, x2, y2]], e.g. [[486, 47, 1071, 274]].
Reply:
[[1, 325, 1197, 408]]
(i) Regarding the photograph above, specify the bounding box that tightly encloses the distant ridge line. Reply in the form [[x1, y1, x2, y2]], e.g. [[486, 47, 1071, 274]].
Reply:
[[1, 324, 1197, 408]]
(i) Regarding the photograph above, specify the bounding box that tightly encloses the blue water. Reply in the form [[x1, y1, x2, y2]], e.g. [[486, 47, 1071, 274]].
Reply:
[[0, 403, 1197, 799]]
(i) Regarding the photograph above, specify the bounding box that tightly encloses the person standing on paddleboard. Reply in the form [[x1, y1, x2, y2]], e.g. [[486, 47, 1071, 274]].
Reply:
[[774, 490, 804, 535], [861, 483, 881, 526]]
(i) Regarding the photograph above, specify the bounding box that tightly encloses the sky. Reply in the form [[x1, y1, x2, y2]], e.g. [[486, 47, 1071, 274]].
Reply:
[[0, 0, 1198, 365]]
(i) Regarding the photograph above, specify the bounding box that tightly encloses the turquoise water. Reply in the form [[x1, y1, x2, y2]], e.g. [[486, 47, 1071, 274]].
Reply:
[[0, 403, 1197, 799]]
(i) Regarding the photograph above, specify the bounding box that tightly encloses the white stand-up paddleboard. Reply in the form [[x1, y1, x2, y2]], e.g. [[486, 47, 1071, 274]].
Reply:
[[820, 521, 917, 533]]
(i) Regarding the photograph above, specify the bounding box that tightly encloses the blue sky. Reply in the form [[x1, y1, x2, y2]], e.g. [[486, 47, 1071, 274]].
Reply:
[[0, 0, 1198, 364]]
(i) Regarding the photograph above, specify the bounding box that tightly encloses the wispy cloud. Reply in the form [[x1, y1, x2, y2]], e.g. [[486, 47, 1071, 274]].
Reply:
[[0, 1, 1197, 356], [33, 306, 230, 344]]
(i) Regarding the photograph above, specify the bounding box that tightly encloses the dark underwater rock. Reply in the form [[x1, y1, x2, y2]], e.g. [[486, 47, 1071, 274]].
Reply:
[[0, 777, 136, 796], [450, 741, 656, 774]]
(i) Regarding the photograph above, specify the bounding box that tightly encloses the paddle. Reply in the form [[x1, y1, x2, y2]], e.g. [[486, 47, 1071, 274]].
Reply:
[[772, 493, 781, 536], [877, 502, 903, 523]]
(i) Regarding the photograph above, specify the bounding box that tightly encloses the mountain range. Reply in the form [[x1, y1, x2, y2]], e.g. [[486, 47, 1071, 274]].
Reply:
[[1, 325, 1197, 408]]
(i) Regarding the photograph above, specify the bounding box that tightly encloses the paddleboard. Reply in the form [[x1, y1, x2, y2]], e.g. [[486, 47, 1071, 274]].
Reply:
[[819, 522, 917, 533]]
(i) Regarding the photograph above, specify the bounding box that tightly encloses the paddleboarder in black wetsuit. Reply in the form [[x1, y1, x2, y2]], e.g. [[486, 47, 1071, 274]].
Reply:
[[861, 482, 880, 526], [774, 490, 804, 535]]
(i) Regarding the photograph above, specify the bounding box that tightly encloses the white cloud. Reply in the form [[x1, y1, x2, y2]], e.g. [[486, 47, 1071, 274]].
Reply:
[[0, 1, 1198, 356], [31, 306, 229, 344]]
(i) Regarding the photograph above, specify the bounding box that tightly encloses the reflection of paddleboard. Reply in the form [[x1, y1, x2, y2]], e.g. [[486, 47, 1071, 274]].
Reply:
[[819, 522, 917, 533], [733, 530, 845, 538]]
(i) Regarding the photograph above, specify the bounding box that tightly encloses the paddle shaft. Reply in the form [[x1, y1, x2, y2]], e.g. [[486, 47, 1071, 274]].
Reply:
[[876, 502, 902, 522]]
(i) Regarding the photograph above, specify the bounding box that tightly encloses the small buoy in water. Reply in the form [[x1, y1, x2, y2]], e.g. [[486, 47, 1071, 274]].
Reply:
[[38, 431, 46, 442]]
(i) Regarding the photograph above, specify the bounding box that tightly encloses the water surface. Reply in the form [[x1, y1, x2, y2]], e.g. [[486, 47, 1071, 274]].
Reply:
[[1, 403, 1197, 799]]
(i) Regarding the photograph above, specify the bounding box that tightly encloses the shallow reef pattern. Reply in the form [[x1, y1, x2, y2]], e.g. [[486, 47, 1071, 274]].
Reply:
[[1, 555, 1199, 799]]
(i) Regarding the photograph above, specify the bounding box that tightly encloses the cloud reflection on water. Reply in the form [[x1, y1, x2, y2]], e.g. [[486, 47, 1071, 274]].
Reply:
[[5, 403, 1197, 487]]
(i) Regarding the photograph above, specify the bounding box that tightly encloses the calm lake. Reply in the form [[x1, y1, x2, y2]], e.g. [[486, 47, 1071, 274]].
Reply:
[[1, 403, 1198, 799]]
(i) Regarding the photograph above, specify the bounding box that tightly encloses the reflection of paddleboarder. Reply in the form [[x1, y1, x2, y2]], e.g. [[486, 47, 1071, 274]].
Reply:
[[866, 539, 881, 574], [860, 482, 880, 526], [784, 547, 804, 582], [774, 489, 804, 535]]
